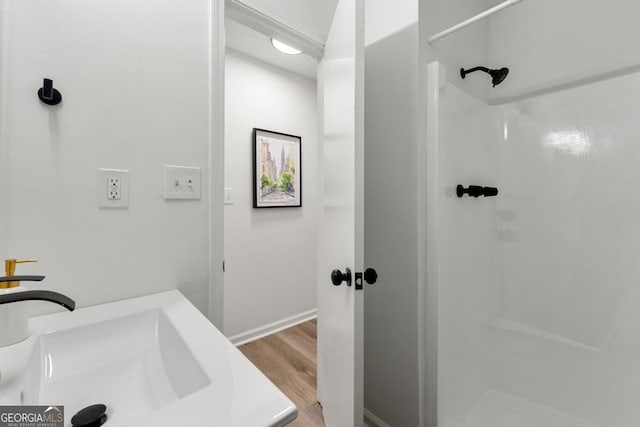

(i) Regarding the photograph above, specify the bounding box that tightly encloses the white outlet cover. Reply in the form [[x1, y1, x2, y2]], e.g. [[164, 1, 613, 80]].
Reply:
[[163, 165, 201, 200], [97, 168, 130, 209]]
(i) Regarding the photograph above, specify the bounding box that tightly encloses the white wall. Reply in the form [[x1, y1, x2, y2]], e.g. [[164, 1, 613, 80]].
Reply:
[[223, 50, 318, 338], [488, 0, 640, 102], [363, 0, 419, 425], [365, 0, 417, 46], [0, 0, 214, 315], [0, 0, 6, 259], [421, 0, 492, 102]]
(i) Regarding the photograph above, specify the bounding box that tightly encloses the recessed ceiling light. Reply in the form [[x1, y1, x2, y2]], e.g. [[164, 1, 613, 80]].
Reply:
[[271, 39, 302, 55]]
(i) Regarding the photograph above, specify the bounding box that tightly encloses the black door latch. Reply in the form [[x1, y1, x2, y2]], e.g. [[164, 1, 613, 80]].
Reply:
[[332, 268, 377, 290]]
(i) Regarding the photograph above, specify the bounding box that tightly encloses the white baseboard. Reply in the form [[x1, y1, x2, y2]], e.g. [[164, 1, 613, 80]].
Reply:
[[364, 408, 391, 427], [228, 309, 317, 346]]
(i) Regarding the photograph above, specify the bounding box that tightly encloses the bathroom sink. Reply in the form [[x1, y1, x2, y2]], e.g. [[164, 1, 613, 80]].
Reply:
[[0, 291, 297, 426]]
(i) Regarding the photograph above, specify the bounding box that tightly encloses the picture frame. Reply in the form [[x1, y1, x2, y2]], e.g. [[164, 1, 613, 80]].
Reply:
[[253, 128, 302, 208]]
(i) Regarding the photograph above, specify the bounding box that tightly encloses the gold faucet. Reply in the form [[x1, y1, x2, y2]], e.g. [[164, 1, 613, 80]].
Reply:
[[1, 259, 38, 289]]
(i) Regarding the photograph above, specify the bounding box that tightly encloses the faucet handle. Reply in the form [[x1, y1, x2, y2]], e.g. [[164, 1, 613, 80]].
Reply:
[[5, 259, 38, 277], [2, 259, 40, 289]]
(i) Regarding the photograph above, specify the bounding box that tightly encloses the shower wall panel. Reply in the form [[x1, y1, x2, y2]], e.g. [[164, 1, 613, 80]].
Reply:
[[490, 71, 640, 426], [494, 73, 639, 348], [432, 61, 640, 426], [437, 81, 500, 427]]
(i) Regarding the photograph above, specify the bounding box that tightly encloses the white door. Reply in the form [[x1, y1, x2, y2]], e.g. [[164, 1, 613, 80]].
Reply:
[[316, 0, 365, 425]]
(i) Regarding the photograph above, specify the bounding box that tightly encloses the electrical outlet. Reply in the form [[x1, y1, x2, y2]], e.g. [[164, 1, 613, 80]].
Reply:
[[97, 169, 129, 208], [108, 177, 121, 200], [163, 165, 201, 200]]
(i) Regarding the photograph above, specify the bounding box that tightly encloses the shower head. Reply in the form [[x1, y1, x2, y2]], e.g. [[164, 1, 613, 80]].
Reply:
[[460, 66, 509, 87], [489, 67, 509, 86]]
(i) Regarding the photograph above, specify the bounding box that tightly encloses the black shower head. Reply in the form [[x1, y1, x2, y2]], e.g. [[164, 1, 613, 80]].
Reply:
[[489, 68, 509, 86], [460, 66, 510, 87]]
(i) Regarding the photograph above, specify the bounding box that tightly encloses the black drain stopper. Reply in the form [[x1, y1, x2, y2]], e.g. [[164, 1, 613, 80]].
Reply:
[[71, 404, 107, 427]]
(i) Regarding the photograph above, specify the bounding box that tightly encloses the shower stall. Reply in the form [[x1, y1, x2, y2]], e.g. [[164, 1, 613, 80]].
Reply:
[[426, 61, 640, 426]]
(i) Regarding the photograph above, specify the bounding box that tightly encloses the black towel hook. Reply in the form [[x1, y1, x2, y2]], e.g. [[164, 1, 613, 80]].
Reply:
[[38, 78, 62, 106]]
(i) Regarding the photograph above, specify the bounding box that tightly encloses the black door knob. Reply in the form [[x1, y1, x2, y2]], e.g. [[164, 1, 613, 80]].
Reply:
[[364, 268, 378, 284], [331, 268, 352, 286]]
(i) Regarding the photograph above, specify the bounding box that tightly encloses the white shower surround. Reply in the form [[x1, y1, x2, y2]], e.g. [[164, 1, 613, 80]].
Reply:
[[428, 61, 640, 427]]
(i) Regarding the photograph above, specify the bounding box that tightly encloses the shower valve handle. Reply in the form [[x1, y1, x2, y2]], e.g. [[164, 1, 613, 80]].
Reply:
[[456, 185, 499, 198]]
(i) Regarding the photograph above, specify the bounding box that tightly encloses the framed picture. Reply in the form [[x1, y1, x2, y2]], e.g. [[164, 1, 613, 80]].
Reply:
[[253, 128, 302, 208]]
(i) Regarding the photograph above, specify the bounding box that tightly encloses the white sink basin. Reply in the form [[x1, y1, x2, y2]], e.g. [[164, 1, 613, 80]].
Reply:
[[0, 291, 297, 426]]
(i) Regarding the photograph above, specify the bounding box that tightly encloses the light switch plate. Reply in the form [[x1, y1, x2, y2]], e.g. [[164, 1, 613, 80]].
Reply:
[[97, 168, 130, 209], [164, 165, 201, 200], [224, 188, 234, 205]]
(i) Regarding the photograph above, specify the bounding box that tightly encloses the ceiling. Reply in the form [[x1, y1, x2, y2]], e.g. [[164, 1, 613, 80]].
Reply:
[[225, 18, 319, 80], [225, 0, 338, 80], [224, 0, 506, 80], [235, 0, 339, 44]]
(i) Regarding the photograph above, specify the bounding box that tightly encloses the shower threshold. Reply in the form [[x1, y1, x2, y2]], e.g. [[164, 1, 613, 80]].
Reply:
[[459, 389, 601, 427]]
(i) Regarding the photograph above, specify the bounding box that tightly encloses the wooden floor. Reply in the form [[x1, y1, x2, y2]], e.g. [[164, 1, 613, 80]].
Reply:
[[239, 319, 325, 427]]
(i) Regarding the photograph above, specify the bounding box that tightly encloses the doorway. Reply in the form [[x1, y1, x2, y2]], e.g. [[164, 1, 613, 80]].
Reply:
[[222, 14, 325, 426], [222, 17, 320, 343]]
